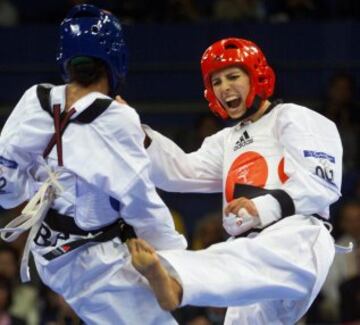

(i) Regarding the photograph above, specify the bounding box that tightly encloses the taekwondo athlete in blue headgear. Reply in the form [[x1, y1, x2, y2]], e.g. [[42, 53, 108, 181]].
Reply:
[[0, 4, 186, 324], [57, 4, 128, 95]]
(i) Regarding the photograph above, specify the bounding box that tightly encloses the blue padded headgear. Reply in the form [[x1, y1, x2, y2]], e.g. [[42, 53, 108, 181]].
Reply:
[[56, 4, 128, 93]]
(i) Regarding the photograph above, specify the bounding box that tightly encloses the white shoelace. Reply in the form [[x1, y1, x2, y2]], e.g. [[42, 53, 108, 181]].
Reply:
[[0, 166, 63, 282]]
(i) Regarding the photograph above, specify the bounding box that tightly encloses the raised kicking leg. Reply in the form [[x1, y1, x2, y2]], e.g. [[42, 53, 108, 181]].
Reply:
[[126, 238, 183, 311]]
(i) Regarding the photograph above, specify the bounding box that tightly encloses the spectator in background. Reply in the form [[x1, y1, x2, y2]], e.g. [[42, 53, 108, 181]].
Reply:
[[12, 0, 67, 24], [190, 211, 228, 325], [176, 114, 221, 152], [268, 0, 327, 22], [39, 286, 81, 325], [328, 0, 360, 20], [170, 209, 188, 238], [322, 72, 360, 172], [167, 0, 201, 22], [191, 210, 227, 250], [0, 245, 18, 281], [0, 204, 27, 260], [354, 176, 360, 199], [12, 0, 117, 24], [174, 211, 227, 325], [339, 275, 360, 323], [213, 0, 266, 22], [112, 0, 150, 23], [195, 0, 216, 20], [319, 200, 360, 322], [128, 0, 202, 22], [0, 275, 26, 325], [0, 0, 19, 27], [175, 306, 226, 325], [0, 245, 39, 325]]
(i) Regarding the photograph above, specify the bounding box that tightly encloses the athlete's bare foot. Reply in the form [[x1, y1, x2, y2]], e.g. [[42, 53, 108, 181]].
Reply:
[[126, 238, 183, 311], [126, 238, 160, 274]]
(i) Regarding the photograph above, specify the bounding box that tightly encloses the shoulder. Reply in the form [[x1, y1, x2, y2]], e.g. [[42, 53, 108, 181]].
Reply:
[[75, 92, 140, 126], [274, 102, 329, 121], [89, 97, 143, 138], [28, 83, 57, 97], [104, 100, 141, 129], [205, 126, 229, 142], [7, 83, 54, 122], [274, 102, 338, 132], [18, 84, 46, 102], [109, 100, 140, 120], [198, 126, 228, 152]]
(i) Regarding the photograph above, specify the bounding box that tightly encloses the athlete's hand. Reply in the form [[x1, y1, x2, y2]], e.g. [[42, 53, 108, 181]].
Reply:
[[223, 197, 260, 236], [224, 197, 258, 217], [115, 95, 128, 105]]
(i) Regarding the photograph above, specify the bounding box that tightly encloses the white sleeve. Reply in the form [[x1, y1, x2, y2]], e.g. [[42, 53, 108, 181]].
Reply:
[[64, 105, 187, 250], [0, 87, 42, 209], [119, 168, 187, 250], [0, 144, 35, 208], [144, 125, 223, 193], [253, 105, 342, 225], [2, 85, 54, 155]]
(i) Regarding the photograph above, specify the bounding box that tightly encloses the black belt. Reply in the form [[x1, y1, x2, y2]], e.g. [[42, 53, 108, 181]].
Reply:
[[40, 209, 136, 261], [236, 213, 328, 238], [44, 209, 124, 236]]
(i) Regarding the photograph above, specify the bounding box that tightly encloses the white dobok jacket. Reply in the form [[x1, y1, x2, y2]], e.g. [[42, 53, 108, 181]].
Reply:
[[0, 84, 186, 325], [145, 102, 343, 231], [144, 102, 343, 325]]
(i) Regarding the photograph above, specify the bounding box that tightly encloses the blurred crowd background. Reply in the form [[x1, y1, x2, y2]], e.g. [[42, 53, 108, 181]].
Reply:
[[1, 0, 360, 24], [0, 0, 359, 324]]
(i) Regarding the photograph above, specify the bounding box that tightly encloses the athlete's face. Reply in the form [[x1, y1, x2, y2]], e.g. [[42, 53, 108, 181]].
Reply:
[[211, 66, 250, 119]]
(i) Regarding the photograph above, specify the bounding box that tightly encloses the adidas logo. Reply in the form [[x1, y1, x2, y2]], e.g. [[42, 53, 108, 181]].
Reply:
[[233, 130, 253, 151]]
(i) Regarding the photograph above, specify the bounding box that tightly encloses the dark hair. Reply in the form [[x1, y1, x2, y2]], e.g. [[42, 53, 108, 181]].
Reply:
[[67, 56, 108, 87]]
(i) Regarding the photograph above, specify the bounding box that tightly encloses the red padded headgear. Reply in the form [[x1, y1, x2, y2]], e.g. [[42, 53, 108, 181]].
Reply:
[[201, 38, 275, 119]]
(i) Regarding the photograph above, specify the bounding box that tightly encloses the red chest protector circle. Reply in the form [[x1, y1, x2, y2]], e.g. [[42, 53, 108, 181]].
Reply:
[[225, 151, 268, 202]]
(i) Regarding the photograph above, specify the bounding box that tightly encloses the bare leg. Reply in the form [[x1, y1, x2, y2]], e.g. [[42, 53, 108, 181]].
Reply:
[[126, 238, 183, 311]]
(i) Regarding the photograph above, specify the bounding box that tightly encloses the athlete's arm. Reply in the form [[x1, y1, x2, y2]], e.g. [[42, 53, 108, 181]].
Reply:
[[0, 86, 44, 209], [143, 125, 224, 193]]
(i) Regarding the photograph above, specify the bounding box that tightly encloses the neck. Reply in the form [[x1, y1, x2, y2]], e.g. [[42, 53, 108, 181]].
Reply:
[[247, 100, 271, 122], [65, 78, 109, 111]]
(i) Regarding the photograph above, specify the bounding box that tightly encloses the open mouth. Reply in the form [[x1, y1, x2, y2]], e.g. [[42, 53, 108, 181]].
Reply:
[[226, 97, 242, 109]]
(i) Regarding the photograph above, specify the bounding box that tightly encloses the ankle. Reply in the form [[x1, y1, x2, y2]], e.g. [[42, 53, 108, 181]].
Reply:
[[158, 276, 182, 311], [141, 259, 164, 281]]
